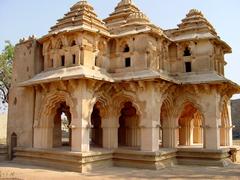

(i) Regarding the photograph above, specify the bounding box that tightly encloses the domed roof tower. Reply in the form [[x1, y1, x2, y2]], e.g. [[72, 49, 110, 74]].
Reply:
[[103, 0, 162, 35], [165, 9, 231, 53], [49, 0, 109, 35]]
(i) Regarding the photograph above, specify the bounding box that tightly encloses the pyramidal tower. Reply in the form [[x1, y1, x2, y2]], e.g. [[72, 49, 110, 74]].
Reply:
[[50, 0, 109, 35]]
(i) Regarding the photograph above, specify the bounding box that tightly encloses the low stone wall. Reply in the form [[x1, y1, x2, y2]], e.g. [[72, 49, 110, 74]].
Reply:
[[0, 114, 7, 144], [177, 148, 232, 167], [13, 147, 113, 173], [11, 147, 237, 172]]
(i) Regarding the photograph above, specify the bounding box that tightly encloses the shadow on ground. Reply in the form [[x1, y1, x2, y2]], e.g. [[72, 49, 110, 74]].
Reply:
[[1, 162, 240, 179]]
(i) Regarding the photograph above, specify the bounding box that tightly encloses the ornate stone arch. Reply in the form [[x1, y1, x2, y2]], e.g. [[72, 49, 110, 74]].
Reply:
[[160, 96, 174, 123], [174, 95, 205, 147], [219, 95, 231, 146], [36, 90, 76, 128], [112, 91, 143, 120], [119, 39, 130, 52], [55, 38, 64, 49], [174, 96, 205, 124], [88, 95, 109, 124]]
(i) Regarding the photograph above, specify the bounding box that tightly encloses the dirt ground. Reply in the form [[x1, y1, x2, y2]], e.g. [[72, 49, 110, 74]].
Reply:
[[0, 162, 240, 180]]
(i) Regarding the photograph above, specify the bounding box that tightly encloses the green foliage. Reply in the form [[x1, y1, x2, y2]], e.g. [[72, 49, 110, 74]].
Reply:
[[0, 41, 14, 103]]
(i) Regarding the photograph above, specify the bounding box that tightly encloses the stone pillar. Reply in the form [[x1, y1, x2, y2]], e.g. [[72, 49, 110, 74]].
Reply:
[[71, 128, 90, 152], [227, 100, 233, 146], [102, 112, 118, 149], [141, 126, 159, 151], [203, 94, 221, 150], [162, 126, 178, 148], [161, 112, 179, 148], [70, 94, 91, 152], [34, 127, 53, 149], [140, 107, 160, 151]]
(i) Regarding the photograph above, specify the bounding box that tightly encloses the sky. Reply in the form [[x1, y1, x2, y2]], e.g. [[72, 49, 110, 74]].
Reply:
[[0, 0, 240, 103]]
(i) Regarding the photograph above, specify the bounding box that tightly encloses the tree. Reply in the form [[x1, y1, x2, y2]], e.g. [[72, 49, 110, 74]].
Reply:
[[0, 41, 14, 104]]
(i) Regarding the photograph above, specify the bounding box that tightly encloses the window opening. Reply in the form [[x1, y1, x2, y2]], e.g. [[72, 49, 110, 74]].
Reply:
[[123, 45, 130, 53], [71, 40, 76, 46], [185, 62, 192, 72], [184, 47, 191, 56], [125, 57, 131, 67], [61, 56, 65, 66], [72, 55, 76, 64]]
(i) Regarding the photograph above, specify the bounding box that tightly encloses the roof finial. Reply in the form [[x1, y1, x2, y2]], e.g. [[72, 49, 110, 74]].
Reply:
[[118, 0, 133, 6]]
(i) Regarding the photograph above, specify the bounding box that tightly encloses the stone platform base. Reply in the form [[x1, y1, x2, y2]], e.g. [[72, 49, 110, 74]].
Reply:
[[0, 145, 8, 161], [176, 147, 232, 167], [12, 146, 235, 172], [114, 148, 177, 170], [13, 147, 113, 173]]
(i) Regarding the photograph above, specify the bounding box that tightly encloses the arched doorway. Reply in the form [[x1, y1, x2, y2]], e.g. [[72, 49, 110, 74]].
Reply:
[[53, 102, 72, 148], [118, 102, 140, 149], [177, 102, 203, 147], [220, 102, 230, 146], [90, 103, 103, 147], [159, 99, 172, 148]]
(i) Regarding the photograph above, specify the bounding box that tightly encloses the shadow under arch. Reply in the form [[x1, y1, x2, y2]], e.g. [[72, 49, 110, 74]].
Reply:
[[34, 91, 76, 149], [220, 97, 231, 146], [175, 100, 205, 148], [112, 93, 142, 149]]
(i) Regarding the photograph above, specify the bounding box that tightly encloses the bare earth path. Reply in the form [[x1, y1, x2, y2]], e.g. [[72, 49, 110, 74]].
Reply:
[[0, 162, 240, 180]]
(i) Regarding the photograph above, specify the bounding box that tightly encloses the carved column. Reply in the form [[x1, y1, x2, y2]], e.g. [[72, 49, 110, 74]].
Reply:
[[203, 93, 221, 150], [227, 100, 233, 146], [102, 109, 118, 149], [161, 108, 179, 148], [140, 84, 160, 152], [71, 102, 90, 152], [70, 81, 92, 152], [141, 125, 159, 151]]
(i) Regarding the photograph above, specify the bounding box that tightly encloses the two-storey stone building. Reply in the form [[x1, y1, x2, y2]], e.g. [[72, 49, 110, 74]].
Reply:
[[7, 0, 240, 172]]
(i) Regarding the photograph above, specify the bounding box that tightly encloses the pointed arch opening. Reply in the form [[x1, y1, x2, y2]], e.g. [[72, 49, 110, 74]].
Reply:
[[123, 44, 130, 53], [56, 40, 63, 49], [53, 102, 72, 148], [177, 102, 204, 147], [109, 39, 117, 56], [220, 101, 231, 147], [160, 100, 170, 148], [90, 102, 103, 148], [34, 91, 76, 150], [118, 101, 141, 149]]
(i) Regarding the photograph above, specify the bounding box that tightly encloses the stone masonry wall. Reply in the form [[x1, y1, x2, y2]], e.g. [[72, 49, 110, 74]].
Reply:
[[231, 99, 240, 139]]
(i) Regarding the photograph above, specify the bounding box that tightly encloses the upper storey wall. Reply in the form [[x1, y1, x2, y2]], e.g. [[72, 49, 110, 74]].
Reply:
[[168, 39, 226, 76], [169, 40, 213, 74], [41, 31, 226, 76], [12, 38, 43, 85], [8, 38, 43, 147], [42, 32, 109, 71], [34, 2, 231, 79], [107, 33, 173, 73], [165, 9, 230, 76]]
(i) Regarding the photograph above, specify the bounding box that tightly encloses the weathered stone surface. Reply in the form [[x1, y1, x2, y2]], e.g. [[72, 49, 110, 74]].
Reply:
[[7, 0, 240, 171], [231, 99, 240, 138]]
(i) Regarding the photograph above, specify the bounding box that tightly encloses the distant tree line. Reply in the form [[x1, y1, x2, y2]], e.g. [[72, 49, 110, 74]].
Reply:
[[0, 41, 14, 104]]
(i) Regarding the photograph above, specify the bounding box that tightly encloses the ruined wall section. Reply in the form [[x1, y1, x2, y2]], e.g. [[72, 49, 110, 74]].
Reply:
[[7, 37, 43, 148], [231, 99, 240, 138]]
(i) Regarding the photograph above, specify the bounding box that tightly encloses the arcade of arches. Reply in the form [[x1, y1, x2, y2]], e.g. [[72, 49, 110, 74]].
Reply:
[[32, 84, 233, 153]]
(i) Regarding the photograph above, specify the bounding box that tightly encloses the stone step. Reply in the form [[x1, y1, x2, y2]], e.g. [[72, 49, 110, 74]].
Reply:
[[13, 147, 113, 173], [176, 148, 232, 167], [0, 145, 8, 161]]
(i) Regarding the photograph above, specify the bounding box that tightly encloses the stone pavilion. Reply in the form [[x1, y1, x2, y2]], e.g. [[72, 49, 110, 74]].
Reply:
[[7, 0, 240, 172]]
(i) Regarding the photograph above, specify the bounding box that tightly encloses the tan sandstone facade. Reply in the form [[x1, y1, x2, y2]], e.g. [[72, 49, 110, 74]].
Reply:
[[7, 0, 240, 172]]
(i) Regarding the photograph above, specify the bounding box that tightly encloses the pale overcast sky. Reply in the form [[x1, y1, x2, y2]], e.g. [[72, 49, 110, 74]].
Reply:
[[0, 0, 240, 100]]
